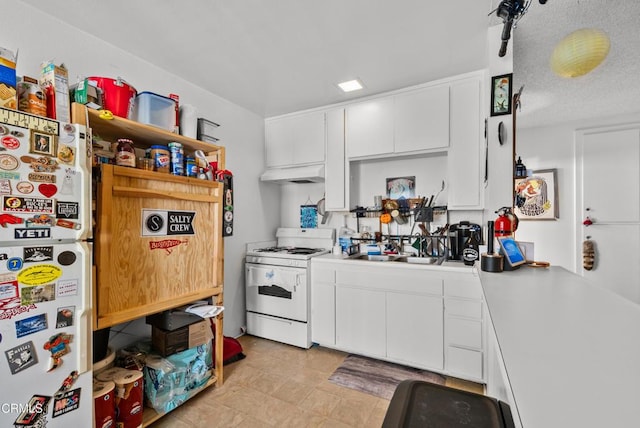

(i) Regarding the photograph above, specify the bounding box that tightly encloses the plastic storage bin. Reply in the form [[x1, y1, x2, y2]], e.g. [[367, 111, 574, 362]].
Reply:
[[130, 91, 176, 131]]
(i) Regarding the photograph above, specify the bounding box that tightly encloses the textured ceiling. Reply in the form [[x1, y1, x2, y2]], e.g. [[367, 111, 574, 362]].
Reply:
[[17, 0, 640, 127]]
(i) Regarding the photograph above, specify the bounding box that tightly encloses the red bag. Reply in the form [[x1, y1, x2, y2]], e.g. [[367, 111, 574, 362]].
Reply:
[[210, 321, 245, 365]]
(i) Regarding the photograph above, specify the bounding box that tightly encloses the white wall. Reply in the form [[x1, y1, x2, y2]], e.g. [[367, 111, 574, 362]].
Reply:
[[516, 112, 640, 271], [6, 1, 280, 337]]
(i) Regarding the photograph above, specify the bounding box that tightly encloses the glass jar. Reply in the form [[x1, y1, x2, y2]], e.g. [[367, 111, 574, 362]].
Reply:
[[115, 139, 136, 167]]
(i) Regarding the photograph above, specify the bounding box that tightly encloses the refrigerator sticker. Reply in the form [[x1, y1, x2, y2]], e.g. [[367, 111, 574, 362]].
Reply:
[[37, 184, 57, 198], [27, 172, 56, 183], [149, 239, 189, 254], [59, 168, 76, 195], [55, 306, 74, 328], [14, 228, 51, 239], [141, 209, 196, 236], [56, 144, 75, 165], [21, 284, 56, 304], [21, 155, 60, 173], [43, 332, 72, 372], [57, 251, 76, 266], [7, 256, 23, 271], [23, 247, 53, 263], [17, 264, 62, 285], [0, 279, 18, 300], [56, 279, 78, 297], [1, 134, 20, 149], [4, 340, 38, 374], [3, 196, 54, 213], [16, 181, 34, 194], [0, 212, 24, 227], [0, 253, 7, 260], [56, 201, 78, 219], [0, 178, 11, 194], [54, 370, 79, 399], [55, 218, 81, 230], [0, 153, 19, 170], [13, 395, 51, 427], [15, 313, 48, 338], [25, 214, 54, 228], [1, 302, 37, 320], [52, 388, 81, 418], [0, 170, 20, 180]]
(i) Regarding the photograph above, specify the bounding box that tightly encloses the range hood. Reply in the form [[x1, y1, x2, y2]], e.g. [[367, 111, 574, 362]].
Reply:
[[260, 164, 325, 184]]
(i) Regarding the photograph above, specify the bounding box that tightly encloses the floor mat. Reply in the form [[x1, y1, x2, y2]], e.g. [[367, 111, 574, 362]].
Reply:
[[328, 354, 446, 400]]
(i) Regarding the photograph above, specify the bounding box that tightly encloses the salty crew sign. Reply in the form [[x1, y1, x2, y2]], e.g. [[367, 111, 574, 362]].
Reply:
[[141, 209, 196, 237]]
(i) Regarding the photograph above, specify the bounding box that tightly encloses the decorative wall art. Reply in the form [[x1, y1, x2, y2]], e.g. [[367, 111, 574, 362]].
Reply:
[[386, 176, 415, 199], [514, 169, 559, 220], [490, 73, 513, 116]]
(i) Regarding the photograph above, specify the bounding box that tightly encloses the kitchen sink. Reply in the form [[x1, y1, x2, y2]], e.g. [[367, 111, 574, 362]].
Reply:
[[348, 254, 394, 261], [392, 256, 442, 265]]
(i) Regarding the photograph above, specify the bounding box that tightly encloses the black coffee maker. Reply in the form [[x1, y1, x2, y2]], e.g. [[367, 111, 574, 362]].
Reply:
[[448, 221, 482, 260]]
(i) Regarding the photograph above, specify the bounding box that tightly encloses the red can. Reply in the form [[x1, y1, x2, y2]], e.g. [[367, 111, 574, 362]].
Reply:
[[93, 380, 116, 428]]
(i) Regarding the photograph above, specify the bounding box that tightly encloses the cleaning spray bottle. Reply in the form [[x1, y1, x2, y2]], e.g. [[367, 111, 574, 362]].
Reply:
[[338, 215, 356, 255]]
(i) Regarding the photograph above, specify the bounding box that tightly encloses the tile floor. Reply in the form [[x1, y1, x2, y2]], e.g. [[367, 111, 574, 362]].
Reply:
[[150, 335, 484, 427]]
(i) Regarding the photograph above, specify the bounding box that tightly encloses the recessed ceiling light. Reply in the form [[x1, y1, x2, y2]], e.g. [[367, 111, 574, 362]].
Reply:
[[337, 79, 363, 93]]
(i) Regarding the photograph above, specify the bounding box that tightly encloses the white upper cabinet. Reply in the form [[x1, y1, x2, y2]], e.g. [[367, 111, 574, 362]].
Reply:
[[346, 97, 395, 158], [325, 108, 350, 211], [448, 76, 483, 210], [265, 110, 326, 167], [346, 83, 450, 159], [394, 84, 450, 153]]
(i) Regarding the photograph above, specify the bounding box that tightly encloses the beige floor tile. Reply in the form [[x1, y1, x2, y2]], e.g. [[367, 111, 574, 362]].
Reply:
[[367, 406, 389, 427], [271, 379, 316, 405], [318, 417, 355, 428], [446, 376, 485, 394], [220, 386, 302, 426], [298, 388, 342, 417], [330, 396, 377, 427]]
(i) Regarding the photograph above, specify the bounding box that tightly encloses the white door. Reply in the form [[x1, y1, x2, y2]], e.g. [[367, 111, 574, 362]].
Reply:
[[335, 286, 386, 357], [576, 125, 640, 302]]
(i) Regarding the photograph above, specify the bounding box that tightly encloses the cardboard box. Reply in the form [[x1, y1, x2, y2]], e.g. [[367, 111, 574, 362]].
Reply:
[[0, 47, 17, 110], [40, 61, 70, 122], [151, 319, 213, 357]]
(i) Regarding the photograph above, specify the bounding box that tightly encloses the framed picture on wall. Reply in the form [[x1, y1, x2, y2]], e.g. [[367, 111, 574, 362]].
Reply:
[[490, 73, 513, 116], [514, 169, 559, 220]]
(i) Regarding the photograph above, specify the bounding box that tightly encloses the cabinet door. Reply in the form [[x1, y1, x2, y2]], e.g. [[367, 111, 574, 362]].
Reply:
[[387, 292, 444, 371], [346, 97, 394, 158], [265, 111, 325, 167], [336, 286, 386, 357], [448, 78, 483, 209], [395, 84, 450, 153], [325, 108, 349, 211], [311, 266, 336, 346]]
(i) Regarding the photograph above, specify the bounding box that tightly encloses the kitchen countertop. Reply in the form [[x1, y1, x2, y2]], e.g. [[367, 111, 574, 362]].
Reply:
[[314, 253, 475, 273], [479, 266, 640, 428]]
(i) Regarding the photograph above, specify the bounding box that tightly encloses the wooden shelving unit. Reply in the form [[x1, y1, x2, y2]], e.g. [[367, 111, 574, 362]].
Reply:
[[71, 103, 225, 425]]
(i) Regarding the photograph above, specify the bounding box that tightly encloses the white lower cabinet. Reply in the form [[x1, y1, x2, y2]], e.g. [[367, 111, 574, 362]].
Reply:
[[336, 287, 386, 357], [311, 259, 485, 383], [387, 292, 443, 371], [444, 275, 485, 382]]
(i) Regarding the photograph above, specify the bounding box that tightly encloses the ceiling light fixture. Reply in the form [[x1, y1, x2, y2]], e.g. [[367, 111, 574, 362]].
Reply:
[[550, 28, 610, 78], [337, 79, 363, 93]]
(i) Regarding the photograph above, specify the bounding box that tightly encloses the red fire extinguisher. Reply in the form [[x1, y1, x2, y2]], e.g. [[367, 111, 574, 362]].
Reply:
[[495, 207, 519, 237]]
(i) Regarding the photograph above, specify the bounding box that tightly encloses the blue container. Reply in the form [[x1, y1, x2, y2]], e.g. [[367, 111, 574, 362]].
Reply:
[[168, 142, 184, 175]]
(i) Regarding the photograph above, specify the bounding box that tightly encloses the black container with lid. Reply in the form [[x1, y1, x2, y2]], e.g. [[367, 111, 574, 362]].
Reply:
[[449, 221, 482, 261]]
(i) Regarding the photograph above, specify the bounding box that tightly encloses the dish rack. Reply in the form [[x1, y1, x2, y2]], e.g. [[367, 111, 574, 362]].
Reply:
[[350, 234, 449, 259]]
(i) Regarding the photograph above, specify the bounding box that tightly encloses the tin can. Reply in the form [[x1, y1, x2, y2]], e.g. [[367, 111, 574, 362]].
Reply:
[[17, 81, 47, 117], [185, 156, 197, 177], [148, 145, 170, 173], [168, 142, 184, 175], [115, 139, 136, 167]]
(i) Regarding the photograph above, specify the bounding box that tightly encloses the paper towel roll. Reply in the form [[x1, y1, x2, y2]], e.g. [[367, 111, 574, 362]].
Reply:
[[180, 104, 198, 139]]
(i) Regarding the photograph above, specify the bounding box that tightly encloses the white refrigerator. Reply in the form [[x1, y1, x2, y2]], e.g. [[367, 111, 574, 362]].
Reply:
[[0, 107, 93, 427]]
